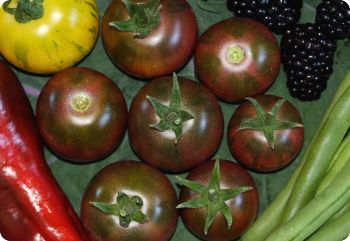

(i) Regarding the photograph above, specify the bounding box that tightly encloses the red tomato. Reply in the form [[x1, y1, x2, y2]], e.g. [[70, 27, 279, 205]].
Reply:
[[177, 159, 259, 241], [194, 17, 281, 102], [81, 160, 178, 241], [101, 0, 198, 79], [227, 94, 304, 172], [36, 67, 128, 162], [128, 74, 224, 173]]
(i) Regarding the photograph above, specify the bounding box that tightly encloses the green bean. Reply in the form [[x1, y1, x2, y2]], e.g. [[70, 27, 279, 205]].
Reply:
[[264, 155, 350, 241], [306, 205, 350, 241], [280, 74, 350, 222], [316, 133, 350, 195], [241, 164, 302, 241]]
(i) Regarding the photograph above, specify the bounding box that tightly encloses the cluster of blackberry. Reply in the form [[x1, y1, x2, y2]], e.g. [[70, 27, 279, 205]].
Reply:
[[227, 0, 350, 101], [281, 24, 337, 100], [227, 0, 303, 34]]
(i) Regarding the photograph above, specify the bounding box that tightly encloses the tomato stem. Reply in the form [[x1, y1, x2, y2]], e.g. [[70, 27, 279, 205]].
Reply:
[[176, 159, 252, 235], [109, 0, 162, 38], [208, 189, 218, 202], [90, 191, 148, 228], [237, 97, 303, 149], [146, 73, 194, 144], [2, 0, 44, 23]]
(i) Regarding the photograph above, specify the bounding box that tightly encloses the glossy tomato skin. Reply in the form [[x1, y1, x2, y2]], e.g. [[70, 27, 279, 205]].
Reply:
[[81, 160, 178, 241], [228, 94, 304, 172], [0, 0, 99, 74], [128, 76, 224, 173], [102, 0, 198, 79], [179, 159, 259, 241], [36, 67, 128, 162], [194, 17, 281, 103]]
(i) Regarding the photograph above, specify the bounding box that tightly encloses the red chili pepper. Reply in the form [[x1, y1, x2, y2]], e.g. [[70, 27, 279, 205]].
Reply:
[[0, 60, 91, 241]]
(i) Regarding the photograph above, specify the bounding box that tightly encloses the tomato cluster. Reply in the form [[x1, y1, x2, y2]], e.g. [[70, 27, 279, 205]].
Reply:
[[0, 0, 307, 241]]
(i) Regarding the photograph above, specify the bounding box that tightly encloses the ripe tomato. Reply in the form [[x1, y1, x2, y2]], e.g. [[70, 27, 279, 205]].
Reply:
[[101, 0, 198, 79], [128, 74, 224, 173], [36, 67, 128, 163], [177, 159, 259, 241], [0, 0, 99, 74], [227, 94, 304, 172], [194, 17, 281, 102], [81, 160, 178, 241]]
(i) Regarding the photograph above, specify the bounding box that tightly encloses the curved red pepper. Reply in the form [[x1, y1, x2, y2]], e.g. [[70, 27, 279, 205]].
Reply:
[[0, 60, 91, 241]]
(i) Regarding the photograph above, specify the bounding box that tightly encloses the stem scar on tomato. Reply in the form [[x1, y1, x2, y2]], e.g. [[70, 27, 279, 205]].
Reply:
[[70, 93, 92, 112], [109, 0, 162, 38], [226, 45, 245, 64], [237, 97, 303, 149], [176, 159, 252, 235], [146, 73, 194, 144], [90, 191, 148, 228]]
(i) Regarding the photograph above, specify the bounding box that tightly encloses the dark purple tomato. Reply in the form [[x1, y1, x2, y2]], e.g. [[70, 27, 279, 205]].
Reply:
[[227, 94, 304, 172], [81, 160, 178, 241], [102, 0, 198, 79], [36, 67, 128, 162], [128, 74, 224, 173], [194, 17, 281, 103], [177, 159, 259, 241]]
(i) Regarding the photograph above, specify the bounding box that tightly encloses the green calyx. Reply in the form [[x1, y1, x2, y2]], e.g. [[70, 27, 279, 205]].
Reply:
[[109, 0, 161, 38], [3, 0, 44, 23], [237, 97, 303, 149], [90, 191, 148, 228], [176, 159, 252, 235], [147, 73, 194, 144]]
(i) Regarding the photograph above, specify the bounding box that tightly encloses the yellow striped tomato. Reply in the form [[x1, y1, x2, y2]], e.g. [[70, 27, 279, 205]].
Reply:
[[0, 0, 99, 74]]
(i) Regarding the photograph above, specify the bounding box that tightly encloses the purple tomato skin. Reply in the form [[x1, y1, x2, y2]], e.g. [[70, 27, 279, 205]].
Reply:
[[128, 76, 224, 173], [179, 159, 259, 241], [81, 160, 178, 241], [227, 94, 304, 172], [102, 0, 198, 79], [195, 17, 281, 103], [36, 67, 128, 162]]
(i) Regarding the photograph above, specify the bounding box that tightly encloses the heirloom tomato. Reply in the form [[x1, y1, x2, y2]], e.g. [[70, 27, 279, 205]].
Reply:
[[227, 94, 304, 172], [101, 0, 198, 79], [128, 73, 224, 173], [36, 67, 128, 163], [176, 159, 259, 241], [194, 17, 281, 102], [81, 160, 178, 241], [0, 0, 99, 74]]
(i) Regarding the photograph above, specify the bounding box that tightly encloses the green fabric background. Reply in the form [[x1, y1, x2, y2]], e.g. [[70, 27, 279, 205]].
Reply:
[[4, 0, 350, 240]]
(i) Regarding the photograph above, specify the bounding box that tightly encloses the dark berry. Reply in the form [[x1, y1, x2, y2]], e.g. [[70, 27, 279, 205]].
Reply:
[[227, 0, 303, 34], [316, 0, 350, 39], [281, 23, 337, 101]]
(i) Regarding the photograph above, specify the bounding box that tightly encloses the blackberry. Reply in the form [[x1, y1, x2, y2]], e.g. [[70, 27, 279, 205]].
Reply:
[[315, 0, 350, 39], [281, 23, 337, 101], [227, 0, 303, 34]]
